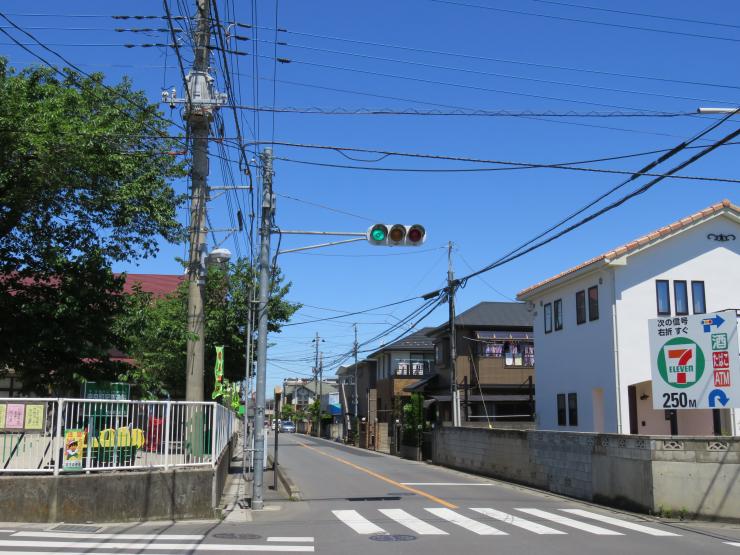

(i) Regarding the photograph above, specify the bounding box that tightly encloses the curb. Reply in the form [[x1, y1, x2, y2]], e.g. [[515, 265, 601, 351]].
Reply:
[[267, 453, 301, 501]]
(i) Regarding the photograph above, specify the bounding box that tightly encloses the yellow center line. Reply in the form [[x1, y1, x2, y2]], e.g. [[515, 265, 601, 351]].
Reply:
[[296, 440, 459, 509]]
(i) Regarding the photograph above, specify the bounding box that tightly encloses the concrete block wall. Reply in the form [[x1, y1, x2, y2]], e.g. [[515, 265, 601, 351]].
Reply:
[[433, 427, 740, 521]]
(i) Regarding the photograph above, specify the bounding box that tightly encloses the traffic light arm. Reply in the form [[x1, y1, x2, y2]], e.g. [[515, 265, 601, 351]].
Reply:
[[277, 236, 365, 255]]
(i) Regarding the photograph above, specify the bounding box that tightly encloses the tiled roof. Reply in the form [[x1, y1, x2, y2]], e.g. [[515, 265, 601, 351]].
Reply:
[[368, 327, 436, 358], [427, 302, 532, 335], [119, 274, 183, 297], [517, 199, 739, 299]]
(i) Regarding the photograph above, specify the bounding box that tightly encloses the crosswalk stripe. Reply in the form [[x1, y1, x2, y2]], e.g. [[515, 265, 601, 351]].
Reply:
[[561, 509, 680, 536], [515, 509, 623, 535], [471, 508, 566, 535], [267, 537, 315, 542], [378, 509, 448, 535], [0, 540, 314, 552], [332, 510, 386, 535], [724, 542, 740, 547], [425, 508, 507, 535], [13, 531, 205, 540]]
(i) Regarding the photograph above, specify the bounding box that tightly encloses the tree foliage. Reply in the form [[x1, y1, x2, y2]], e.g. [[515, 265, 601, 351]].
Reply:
[[115, 258, 301, 399], [0, 60, 185, 393]]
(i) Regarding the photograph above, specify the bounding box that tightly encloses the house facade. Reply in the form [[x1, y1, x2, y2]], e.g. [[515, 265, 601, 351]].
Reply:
[[336, 359, 377, 440], [419, 302, 535, 426], [517, 199, 740, 435], [368, 328, 436, 424]]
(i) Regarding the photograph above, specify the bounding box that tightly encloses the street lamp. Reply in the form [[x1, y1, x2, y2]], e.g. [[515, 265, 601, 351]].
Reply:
[[207, 247, 232, 266]]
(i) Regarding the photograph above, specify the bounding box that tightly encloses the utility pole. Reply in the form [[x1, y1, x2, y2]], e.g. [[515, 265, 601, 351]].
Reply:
[[318, 352, 324, 437], [184, 0, 213, 402], [242, 288, 254, 479], [353, 324, 359, 422], [448, 241, 461, 427], [251, 147, 274, 510]]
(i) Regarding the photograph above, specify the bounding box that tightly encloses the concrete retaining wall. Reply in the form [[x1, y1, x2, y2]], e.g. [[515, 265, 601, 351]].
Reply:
[[433, 427, 740, 521], [1, 438, 235, 523]]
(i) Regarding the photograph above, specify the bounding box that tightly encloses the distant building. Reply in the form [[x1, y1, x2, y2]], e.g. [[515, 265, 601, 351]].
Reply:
[[517, 199, 740, 435], [417, 303, 534, 426]]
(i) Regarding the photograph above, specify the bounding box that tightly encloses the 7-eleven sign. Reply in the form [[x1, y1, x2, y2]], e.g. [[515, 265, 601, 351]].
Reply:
[[665, 345, 696, 384], [657, 338, 706, 389]]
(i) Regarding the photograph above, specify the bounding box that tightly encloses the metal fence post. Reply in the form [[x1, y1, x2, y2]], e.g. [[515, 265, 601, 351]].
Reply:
[[53, 399, 63, 475], [164, 401, 172, 470], [211, 403, 218, 468]]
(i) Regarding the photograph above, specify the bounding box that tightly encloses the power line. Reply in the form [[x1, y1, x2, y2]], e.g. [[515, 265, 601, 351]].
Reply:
[[271, 39, 738, 106], [261, 142, 740, 184], [260, 26, 740, 93], [282, 296, 426, 327], [457, 111, 740, 285], [426, 0, 740, 44], [528, 0, 740, 30], [274, 192, 375, 222]]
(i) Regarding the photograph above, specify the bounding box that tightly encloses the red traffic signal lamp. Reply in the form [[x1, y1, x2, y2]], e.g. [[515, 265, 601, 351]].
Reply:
[[366, 224, 426, 246]]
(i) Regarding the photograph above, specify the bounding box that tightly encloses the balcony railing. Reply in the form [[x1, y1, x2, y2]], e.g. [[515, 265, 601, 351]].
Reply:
[[394, 359, 434, 377]]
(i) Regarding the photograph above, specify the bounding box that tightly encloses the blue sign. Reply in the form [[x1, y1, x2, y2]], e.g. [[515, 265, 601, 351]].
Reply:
[[702, 314, 725, 333], [708, 389, 730, 408]]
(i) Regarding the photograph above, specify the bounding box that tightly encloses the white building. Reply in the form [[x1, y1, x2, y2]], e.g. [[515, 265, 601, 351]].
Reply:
[[517, 199, 739, 435]]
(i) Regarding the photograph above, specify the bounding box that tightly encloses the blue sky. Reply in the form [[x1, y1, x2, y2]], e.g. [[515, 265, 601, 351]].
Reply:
[[3, 0, 739, 392]]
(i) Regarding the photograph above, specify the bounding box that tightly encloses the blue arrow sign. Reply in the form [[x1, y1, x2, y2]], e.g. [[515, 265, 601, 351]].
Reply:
[[702, 314, 725, 333], [708, 389, 730, 408]]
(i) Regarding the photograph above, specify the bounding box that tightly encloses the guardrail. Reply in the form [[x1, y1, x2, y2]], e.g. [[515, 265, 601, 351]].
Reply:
[[0, 398, 238, 474]]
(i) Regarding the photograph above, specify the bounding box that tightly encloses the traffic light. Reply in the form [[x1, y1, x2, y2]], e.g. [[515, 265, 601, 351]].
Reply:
[[366, 224, 426, 246]]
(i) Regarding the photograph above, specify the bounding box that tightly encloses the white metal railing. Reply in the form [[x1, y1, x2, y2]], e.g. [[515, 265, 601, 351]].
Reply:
[[0, 398, 238, 474]]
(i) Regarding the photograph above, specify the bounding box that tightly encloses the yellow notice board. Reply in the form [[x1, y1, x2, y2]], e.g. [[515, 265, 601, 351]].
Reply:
[[24, 404, 45, 430], [0, 404, 5, 428], [63, 429, 85, 470]]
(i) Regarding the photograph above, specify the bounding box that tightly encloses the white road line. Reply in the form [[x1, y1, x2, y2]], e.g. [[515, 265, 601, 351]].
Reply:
[[267, 538, 315, 542], [13, 531, 206, 540], [332, 510, 386, 535], [724, 542, 740, 547], [401, 483, 494, 486], [515, 509, 623, 535], [425, 508, 507, 535], [0, 541, 314, 552], [378, 509, 448, 535], [561, 509, 680, 536], [471, 508, 566, 535]]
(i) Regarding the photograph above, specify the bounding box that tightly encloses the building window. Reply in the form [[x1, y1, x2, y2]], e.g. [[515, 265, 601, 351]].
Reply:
[[568, 393, 578, 426], [588, 286, 599, 321], [576, 290, 586, 325], [692, 281, 706, 314], [674, 281, 688, 316], [554, 299, 563, 331], [544, 303, 553, 334], [557, 394, 566, 426], [656, 280, 671, 315]]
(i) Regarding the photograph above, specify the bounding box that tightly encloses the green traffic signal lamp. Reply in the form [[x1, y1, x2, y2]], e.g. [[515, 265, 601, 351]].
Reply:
[[368, 224, 388, 244]]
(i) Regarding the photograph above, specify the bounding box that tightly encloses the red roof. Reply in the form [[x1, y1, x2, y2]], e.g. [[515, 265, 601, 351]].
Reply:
[[517, 199, 739, 299], [119, 273, 183, 297]]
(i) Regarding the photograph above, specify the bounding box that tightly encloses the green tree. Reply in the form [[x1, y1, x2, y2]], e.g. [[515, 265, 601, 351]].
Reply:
[[115, 258, 300, 399], [0, 60, 185, 394], [280, 404, 295, 422]]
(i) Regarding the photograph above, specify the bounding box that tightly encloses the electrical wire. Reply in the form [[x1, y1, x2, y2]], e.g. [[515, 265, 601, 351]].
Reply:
[[425, 0, 740, 44]]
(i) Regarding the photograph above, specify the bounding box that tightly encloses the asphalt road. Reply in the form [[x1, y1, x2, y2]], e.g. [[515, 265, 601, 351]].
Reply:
[[2, 432, 740, 554]]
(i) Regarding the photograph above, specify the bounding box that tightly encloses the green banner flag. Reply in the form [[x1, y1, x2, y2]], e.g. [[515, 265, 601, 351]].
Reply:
[[212, 346, 225, 399]]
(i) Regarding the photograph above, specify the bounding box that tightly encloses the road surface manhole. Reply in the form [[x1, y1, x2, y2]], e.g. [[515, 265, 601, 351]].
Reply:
[[51, 524, 102, 533], [213, 533, 262, 540], [369, 534, 416, 542]]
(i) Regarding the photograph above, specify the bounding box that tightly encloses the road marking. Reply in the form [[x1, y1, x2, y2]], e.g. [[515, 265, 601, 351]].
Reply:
[[471, 508, 566, 535], [267, 538, 315, 542], [725, 542, 740, 547], [333, 510, 387, 535], [298, 441, 458, 509], [425, 508, 507, 535], [0, 531, 13, 534], [13, 531, 206, 540], [0, 541, 314, 552], [402, 482, 494, 486], [379, 509, 448, 535], [561, 509, 680, 536], [515, 509, 623, 535]]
